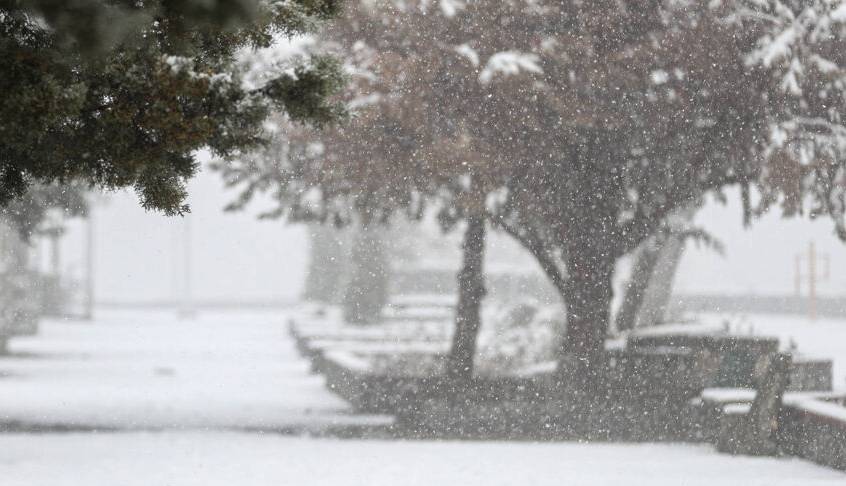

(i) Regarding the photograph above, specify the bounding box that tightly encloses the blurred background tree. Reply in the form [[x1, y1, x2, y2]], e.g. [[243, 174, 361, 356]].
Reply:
[[218, 0, 846, 387]]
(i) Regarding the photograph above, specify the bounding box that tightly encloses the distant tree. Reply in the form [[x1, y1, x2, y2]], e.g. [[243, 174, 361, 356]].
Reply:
[[0, 0, 345, 214], [341, 223, 389, 323], [0, 183, 89, 340], [0, 184, 87, 239], [215, 0, 537, 380], [302, 224, 349, 303]]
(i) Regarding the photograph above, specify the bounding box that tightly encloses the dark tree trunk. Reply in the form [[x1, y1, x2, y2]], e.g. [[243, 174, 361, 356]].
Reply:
[[560, 241, 615, 384], [446, 213, 486, 382], [554, 135, 623, 386]]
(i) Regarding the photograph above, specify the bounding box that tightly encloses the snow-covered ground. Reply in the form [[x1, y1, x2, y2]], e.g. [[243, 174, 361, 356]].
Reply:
[[0, 432, 843, 486], [0, 308, 842, 485], [0, 309, 360, 430]]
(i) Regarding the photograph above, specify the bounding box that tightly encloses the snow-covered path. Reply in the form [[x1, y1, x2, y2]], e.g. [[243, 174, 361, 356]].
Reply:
[[0, 309, 842, 485], [0, 432, 843, 486], [0, 309, 356, 430]]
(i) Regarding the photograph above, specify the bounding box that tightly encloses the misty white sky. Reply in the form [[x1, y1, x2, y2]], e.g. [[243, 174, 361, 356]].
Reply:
[[53, 157, 846, 304], [675, 194, 846, 297], [57, 156, 308, 304]]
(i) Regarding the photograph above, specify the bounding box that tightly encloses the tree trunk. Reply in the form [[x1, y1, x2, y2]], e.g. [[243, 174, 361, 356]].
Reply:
[[635, 233, 686, 327], [560, 243, 615, 384], [615, 236, 663, 333], [615, 208, 693, 332], [342, 223, 389, 324], [445, 213, 486, 382]]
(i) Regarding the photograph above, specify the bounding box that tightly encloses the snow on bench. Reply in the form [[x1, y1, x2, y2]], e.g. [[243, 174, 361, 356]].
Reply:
[[387, 294, 455, 308], [307, 340, 448, 356], [783, 394, 846, 427], [290, 319, 450, 341]]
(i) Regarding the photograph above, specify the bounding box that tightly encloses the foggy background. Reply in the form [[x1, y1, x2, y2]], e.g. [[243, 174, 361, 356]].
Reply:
[[52, 156, 846, 307]]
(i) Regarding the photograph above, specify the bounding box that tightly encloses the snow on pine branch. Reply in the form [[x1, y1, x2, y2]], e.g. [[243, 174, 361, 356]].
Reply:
[[163, 55, 234, 87], [737, 1, 846, 156], [727, 1, 846, 239], [439, 0, 466, 17], [237, 36, 314, 91], [740, 0, 846, 96], [478, 51, 542, 85], [381, 0, 465, 17], [454, 43, 480, 67]]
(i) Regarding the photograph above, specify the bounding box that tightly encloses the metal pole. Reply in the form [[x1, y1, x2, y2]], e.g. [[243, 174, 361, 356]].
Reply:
[[184, 214, 191, 316], [823, 254, 830, 281], [809, 241, 817, 321], [178, 215, 195, 319], [84, 209, 94, 320], [794, 254, 802, 297], [49, 231, 60, 277], [171, 219, 180, 309]]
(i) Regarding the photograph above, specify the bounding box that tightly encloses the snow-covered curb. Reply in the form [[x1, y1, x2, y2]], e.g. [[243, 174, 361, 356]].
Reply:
[[780, 394, 846, 471]]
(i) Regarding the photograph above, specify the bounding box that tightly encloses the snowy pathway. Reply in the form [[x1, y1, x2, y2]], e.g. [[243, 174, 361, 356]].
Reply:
[[0, 309, 842, 485], [0, 432, 843, 486], [0, 309, 356, 430]]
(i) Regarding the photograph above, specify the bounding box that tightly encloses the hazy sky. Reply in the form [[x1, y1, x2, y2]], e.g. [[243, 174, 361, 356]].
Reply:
[[58, 156, 308, 304], [53, 156, 846, 304], [675, 193, 846, 296]]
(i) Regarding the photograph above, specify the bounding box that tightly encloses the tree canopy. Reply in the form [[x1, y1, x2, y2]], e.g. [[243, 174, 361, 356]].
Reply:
[[219, 0, 846, 380], [1, 0, 346, 215]]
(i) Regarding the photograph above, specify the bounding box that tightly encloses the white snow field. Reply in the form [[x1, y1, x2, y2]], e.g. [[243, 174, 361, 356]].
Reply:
[[0, 309, 842, 485], [0, 309, 359, 430], [0, 432, 843, 486]]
